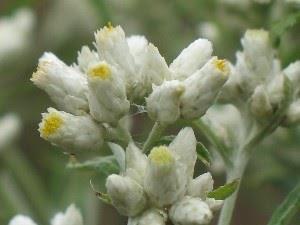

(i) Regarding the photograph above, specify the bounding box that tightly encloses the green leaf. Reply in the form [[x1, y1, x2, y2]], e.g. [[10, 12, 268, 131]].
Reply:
[[89, 180, 112, 205], [207, 179, 239, 200], [66, 156, 119, 176], [267, 182, 300, 225], [270, 12, 300, 47], [196, 142, 211, 167]]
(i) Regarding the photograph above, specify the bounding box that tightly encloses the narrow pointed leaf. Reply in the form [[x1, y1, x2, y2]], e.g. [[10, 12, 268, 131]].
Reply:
[[267, 181, 300, 225], [196, 142, 211, 167], [207, 179, 239, 200]]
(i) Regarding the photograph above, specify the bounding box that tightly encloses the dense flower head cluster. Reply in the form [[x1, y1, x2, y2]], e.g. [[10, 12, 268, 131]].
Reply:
[[106, 128, 223, 225], [31, 23, 229, 152]]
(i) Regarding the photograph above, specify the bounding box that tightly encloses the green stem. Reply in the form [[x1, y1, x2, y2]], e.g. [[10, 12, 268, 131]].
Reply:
[[1, 147, 51, 224], [217, 154, 248, 225], [191, 119, 232, 167], [142, 122, 166, 153]]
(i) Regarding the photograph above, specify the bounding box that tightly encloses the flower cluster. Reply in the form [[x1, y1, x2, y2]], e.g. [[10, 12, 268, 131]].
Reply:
[[106, 128, 223, 225], [8, 204, 83, 225], [31, 24, 229, 152]]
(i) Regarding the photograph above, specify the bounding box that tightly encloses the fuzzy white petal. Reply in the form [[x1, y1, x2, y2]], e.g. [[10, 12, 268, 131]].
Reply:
[[51, 204, 83, 225], [8, 215, 38, 225]]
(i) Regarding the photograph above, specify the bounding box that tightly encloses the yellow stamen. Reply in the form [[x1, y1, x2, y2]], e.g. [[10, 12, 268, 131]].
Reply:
[[88, 63, 111, 80], [213, 59, 229, 75], [149, 146, 174, 165], [41, 112, 63, 137]]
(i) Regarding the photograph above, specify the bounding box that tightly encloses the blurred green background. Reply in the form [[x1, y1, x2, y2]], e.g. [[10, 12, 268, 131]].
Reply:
[[0, 0, 299, 225]]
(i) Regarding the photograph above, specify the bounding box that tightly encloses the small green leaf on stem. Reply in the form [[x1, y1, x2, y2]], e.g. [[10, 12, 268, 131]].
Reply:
[[90, 180, 112, 205], [196, 142, 211, 167], [267, 181, 300, 225], [66, 156, 119, 176], [207, 179, 240, 200]]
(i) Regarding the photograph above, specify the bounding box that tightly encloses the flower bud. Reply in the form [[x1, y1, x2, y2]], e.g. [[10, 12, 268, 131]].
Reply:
[[126, 142, 148, 183], [128, 209, 167, 225], [8, 215, 37, 225], [283, 99, 300, 125], [146, 80, 185, 124], [180, 57, 229, 119], [106, 174, 147, 216], [77, 46, 99, 73], [170, 39, 213, 81], [266, 73, 286, 106], [205, 198, 223, 212], [87, 61, 130, 124], [94, 24, 136, 89], [241, 29, 273, 76], [169, 127, 197, 179], [250, 85, 273, 118], [169, 196, 213, 225], [144, 146, 187, 207], [31, 53, 89, 115], [38, 108, 104, 152], [284, 61, 300, 95], [187, 172, 214, 199], [51, 204, 83, 225]]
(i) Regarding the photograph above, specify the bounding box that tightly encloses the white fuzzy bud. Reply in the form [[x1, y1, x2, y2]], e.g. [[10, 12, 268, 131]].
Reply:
[[266, 73, 286, 106], [106, 174, 147, 216], [0, 114, 21, 150], [241, 29, 273, 77], [169, 127, 197, 179], [8, 215, 38, 225], [125, 142, 148, 183], [127, 209, 167, 225], [284, 99, 300, 125], [250, 85, 273, 118], [144, 146, 187, 207], [31, 53, 89, 115], [95, 25, 137, 90], [38, 108, 104, 152], [170, 39, 213, 81], [169, 196, 213, 225], [187, 172, 214, 199], [77, 46, 99, 73], [146, 80, 185, 124], [284, 61, 300, 95], [205, 198, 223, 212], [180, 57, 229, 119], [51, 204, 83, 225], [87, 61, 130, 124], [130, 43, 171, 99]]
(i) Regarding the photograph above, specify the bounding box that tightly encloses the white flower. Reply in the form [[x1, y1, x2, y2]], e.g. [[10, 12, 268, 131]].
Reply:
[[0, 114, 21, 150], [87, 61, 130, 124], [95, 24, 171, 100], [107, 128, 220, 224], [146, 80, 185, 124], [284, 99, 300, 125], [169, 196, 213, 225], [31, 53, 89, 115], [284, 61, 300, 96], [77, 46, 99, 73], [9, 205, 83, 225], [106, 174, 147, 216], [51, 204, 83, 225], [8, 215, 37, 225], [38, 108, 104, 152], [0, 8, 35, 61]]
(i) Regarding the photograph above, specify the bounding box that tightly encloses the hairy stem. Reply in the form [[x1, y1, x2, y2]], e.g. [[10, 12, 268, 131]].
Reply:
[[142, 122, 166, 153]]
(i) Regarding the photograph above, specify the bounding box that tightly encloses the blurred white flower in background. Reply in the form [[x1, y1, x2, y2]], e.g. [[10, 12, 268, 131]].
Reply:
[[0, 114, 21, 151], [197, 22, 220, 44], [8, 204, 83, 225], [0, 8, 35, 64]]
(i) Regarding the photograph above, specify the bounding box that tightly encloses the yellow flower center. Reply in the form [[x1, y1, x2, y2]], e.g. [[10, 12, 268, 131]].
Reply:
[[213, 58, 229, 76], [149, 146, 174, 165], [41, 112, 63, 137], [88, 63, 111, 80]]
